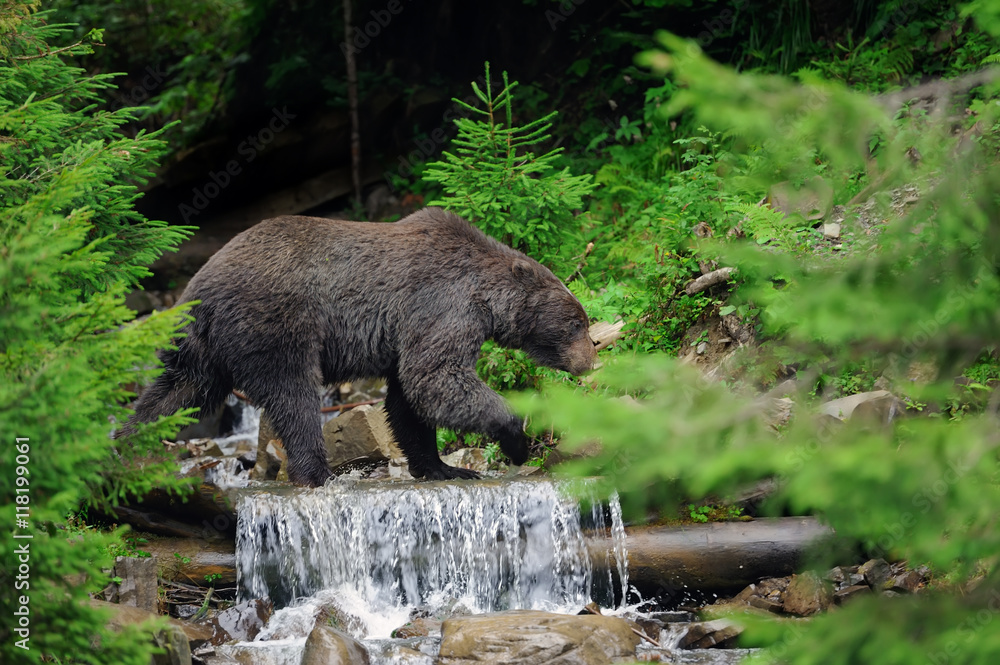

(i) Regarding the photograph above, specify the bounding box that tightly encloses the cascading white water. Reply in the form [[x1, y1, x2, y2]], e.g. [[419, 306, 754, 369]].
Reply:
[[235, 476, 628, 638]]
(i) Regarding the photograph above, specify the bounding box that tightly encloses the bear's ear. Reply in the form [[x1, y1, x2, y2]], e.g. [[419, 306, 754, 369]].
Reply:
[[511, 259, 537, 284]]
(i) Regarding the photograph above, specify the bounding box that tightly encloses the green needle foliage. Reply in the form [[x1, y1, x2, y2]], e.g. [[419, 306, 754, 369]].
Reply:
[[424, 62, 594, 273], [1, 5, 195, 663], [517, 17, 1000, 665]]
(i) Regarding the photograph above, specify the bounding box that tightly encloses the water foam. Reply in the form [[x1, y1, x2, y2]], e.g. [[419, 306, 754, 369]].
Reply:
[[235, 477, 627, 638]]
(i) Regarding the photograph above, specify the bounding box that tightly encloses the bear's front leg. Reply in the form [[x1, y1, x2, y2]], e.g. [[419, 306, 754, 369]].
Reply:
[[396, 362, 530, 472], [384, 375, 479, 479]]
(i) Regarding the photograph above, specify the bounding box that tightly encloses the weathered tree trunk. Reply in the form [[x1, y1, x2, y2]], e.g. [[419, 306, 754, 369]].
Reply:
[[590, 517, 833, 596]]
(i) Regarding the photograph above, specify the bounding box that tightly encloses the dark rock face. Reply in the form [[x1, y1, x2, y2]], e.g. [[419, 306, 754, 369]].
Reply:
[[125, 208, 595, 486]]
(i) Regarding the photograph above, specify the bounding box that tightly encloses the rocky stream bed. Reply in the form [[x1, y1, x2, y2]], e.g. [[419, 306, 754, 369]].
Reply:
[[94, 381, 931, 665]]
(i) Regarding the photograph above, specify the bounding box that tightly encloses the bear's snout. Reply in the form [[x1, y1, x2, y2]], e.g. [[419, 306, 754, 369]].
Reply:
[[565, 332, 598, 375]]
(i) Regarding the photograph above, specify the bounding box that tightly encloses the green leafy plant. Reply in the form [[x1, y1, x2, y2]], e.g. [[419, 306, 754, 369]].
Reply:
[[687, 503, 745, 523]]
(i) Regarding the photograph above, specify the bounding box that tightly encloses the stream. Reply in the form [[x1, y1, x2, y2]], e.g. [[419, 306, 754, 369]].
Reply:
[[184, 398, 760, 664]]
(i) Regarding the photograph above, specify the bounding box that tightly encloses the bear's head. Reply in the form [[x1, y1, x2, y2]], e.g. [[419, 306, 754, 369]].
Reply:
[[511, 259, 597, 376]]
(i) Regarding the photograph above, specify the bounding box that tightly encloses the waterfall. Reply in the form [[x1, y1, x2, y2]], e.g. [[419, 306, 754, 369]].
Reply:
[[235, 477, 628, 637]]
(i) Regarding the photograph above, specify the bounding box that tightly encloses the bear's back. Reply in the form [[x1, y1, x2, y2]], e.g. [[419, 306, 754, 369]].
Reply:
[[179, 208, 519, 307]]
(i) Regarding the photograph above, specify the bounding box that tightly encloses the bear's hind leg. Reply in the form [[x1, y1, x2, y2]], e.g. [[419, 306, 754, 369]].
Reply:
[[251, 379, 331, 487], [385, 376, 478, 480], [121, 363, 231, 438]]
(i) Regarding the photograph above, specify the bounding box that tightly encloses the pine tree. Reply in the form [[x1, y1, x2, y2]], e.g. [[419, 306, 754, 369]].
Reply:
[[1, 5, 195, 662], [424, 62, 594, 273]]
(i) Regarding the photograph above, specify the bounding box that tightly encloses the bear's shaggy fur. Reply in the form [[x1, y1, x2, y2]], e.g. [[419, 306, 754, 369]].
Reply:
[[125, 208, 596, 486]]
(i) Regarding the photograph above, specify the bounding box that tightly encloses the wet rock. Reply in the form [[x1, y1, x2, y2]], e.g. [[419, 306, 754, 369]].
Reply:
[[88, 598, 213, 664], [323, 405, 394, 470], [825, 567, 845, 585], [377, 645, 434, 665], [833, 584, 871, 605], [755, 576, 790, 600], [252, 416, 287, 481], [114, 556, 159, 612], [312, 595, 380, 638], [392, 617, 442, 639], [851, 393, 907, 427], [819, 390, 896, 420], [733, 577, 788, 613], [301, 624, 370, 665], [203, 598, 272, 646], [677, 618, 743, 649], [388, 458, 415, 479], [887, 570, 924, 593], [748, 596, 783, 613], [438, 610, 639, 664], [760, 396, 794, 430], [733, 583, 758, 603], [769, 176, 834, 222], [782, 571, 832, 616], [440, 448, 488, 474], [648, 611, 697, 623], [329, 453, 389, 476], [175, 604, 201, 620], [859, 558, 892, 590]]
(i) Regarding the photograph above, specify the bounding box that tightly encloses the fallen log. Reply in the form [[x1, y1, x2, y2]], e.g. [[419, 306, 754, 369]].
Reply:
[[590, 517, 833, 596]]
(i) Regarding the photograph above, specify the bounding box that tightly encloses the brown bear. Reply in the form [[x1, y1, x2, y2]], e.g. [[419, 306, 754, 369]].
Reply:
[[124, 207, 596, 486]]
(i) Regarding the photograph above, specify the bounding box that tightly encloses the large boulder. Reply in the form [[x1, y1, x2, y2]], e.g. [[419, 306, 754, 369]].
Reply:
[[301, 624, 370, 665], [818, 391, 904, 422], [113, 556, 159, 612], [438, 610, 639, 664], [322, 404, 396, 469], [202, 598, 272, 646], [782, 571, 833, 617], [87, 599, 213, 665]]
